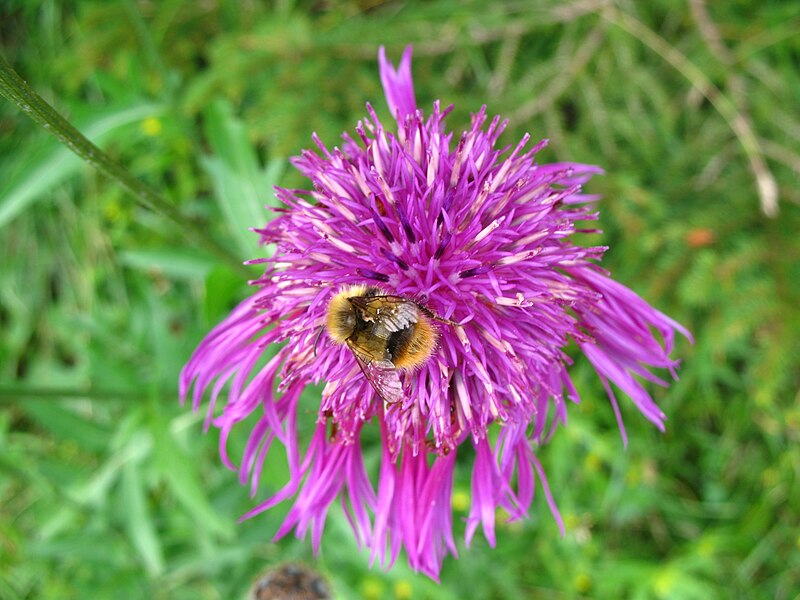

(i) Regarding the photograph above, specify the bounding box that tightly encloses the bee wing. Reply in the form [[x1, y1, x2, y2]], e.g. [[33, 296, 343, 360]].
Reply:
[[348, 345, 404, 404], [349, 296, 419, 333], [363, 359, 404, 404]]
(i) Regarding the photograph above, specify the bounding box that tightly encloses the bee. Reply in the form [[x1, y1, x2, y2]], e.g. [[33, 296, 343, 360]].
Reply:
[[325, 285, 446, 404]]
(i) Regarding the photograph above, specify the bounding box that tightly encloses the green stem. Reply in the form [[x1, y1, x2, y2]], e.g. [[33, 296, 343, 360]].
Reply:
[[0, 53, 249, 276]]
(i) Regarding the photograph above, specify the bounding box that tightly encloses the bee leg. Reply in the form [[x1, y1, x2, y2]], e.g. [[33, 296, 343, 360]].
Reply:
[[313, 325, 325, 357], [429, 313, 459, 327]]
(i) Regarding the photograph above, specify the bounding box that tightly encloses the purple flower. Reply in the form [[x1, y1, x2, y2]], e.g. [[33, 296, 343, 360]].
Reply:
[[180, 46, 690, 579]]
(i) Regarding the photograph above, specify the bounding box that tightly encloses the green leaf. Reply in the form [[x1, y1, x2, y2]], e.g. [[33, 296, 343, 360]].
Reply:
[[19, 399, 111, 453], [121, 460, 165, 576], [76, 421, 151, 509], [202, 265, 250, 325], [151, 411, 232, 538], [0, 102, 166, 228], [201, 99, 284, 258], [118, 247, 217, 280]]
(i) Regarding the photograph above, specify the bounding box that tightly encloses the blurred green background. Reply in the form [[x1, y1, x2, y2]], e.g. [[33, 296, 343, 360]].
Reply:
[[1, 1, 798, 598]]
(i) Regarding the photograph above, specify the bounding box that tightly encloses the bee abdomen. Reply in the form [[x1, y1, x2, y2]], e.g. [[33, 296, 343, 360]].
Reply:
[[389, 319, 437, 370]]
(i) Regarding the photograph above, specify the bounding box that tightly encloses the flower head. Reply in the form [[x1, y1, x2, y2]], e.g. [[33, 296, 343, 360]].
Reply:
[[180, 46, 690, 579]]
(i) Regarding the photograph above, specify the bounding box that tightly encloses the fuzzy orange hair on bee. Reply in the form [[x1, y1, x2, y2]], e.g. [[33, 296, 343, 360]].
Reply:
[[325, 285, 442, 403]]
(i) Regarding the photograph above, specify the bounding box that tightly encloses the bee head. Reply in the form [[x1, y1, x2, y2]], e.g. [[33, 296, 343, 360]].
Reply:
[[339, 303, 358, 331], [325, 286, 367, 343]]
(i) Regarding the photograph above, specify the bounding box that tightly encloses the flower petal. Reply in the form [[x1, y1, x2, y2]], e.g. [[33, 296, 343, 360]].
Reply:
[[379, 45, 417, 122]]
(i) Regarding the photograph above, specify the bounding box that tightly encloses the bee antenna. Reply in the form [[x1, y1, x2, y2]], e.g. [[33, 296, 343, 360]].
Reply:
[[313, 326, 325, 357]]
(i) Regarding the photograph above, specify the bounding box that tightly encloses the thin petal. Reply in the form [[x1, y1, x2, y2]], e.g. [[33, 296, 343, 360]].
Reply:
[[379, 45, 417, 122]]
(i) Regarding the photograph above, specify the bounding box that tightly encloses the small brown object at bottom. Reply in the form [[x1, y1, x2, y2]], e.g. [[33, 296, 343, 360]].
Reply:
[[250, 563, 331, 600]]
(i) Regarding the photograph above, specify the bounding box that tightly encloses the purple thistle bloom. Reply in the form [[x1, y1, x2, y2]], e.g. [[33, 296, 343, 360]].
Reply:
[[180, 46, 690, 579]]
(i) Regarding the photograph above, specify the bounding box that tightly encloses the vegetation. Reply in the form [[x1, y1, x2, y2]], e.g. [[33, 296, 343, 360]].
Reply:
[[1, 1, 798, 598]]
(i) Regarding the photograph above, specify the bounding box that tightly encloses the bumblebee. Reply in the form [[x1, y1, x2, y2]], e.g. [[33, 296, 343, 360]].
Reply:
[[325, 285, 443, 404]]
